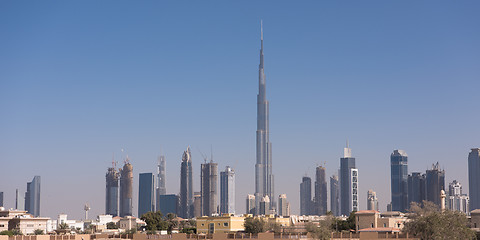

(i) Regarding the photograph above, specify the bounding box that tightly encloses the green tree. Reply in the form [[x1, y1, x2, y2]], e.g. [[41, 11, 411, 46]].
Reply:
[[11, 229, 23, 235], [106, 222, 118, 229], [244, 218, 266, 234], [140, 211, 168, 231], [33, 229, 44, 235], [331, 211, 356, 232], [0, 231, 13, 236], [59, 222, 69, 230], [306, 221, 332, 240], [403, 201, 475, 240]]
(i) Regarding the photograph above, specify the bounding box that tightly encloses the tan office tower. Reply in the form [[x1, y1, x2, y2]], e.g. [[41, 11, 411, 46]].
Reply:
[[120, 160, 133, 217]]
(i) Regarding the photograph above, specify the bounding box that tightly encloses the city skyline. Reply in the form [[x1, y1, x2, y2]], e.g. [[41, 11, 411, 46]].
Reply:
[[1, 1, 480, 220]]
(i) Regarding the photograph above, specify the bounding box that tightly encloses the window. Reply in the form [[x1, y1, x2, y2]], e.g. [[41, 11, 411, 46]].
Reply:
[[383, 223, 386, 227], [0, 224, 4, 227], [27, 224, 34, 227], [218, 223, 220, 226], [223, 222, 228, 227], [201, 224, 204, 226], [209, 223, 215, 234], [371, 223, 374, 228]]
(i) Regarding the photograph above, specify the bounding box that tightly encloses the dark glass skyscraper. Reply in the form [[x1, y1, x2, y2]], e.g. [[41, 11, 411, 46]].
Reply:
[[408, 172, 426, 206], [340, 145, 358, 216], [468, 148, 480, 211], [120, 161, 133, 217], [180, 147, 193, 218], [0, 192, 3, 207], [315, 166, 327, 215], [300, 176, 312, 216], [106, 164, 119, 216], [255, 21, 274, 214], [425, 162, 445, 206], [158, 194, 179, 216], [25, 176, 41, 217], [138, 173, 155, 217], [201, 161, 218, 216], [390, 150, 408, 212], [330, 175, 340, 216]]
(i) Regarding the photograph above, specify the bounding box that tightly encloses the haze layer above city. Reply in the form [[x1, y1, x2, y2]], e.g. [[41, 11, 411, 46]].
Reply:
[[1, 1, 479, 220]]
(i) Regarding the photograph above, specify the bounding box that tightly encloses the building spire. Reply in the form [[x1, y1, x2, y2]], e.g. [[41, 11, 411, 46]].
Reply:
[[261, 20, 263, 41]]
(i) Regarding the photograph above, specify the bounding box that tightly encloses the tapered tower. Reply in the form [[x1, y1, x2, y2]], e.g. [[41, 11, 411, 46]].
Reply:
[[255, 20, 274, 214]]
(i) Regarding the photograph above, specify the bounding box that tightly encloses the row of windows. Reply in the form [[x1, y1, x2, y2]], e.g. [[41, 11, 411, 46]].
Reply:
[[200, 222, 229, 227]]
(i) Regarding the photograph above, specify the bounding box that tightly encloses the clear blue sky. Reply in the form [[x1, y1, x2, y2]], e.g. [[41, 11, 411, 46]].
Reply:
[[1, 1, 479, 219]]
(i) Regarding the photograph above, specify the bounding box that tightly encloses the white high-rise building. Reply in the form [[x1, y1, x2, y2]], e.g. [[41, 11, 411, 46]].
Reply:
[[246, 194, 256, 215], [448, 180, 469, 214], [367, 189, 378, 211], [220, 166, 235, 214], [278, 194, 290, 217]]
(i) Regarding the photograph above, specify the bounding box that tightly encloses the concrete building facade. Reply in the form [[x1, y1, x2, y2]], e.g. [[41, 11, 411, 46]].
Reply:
[[201, 161, 218, 216], [120, 162, 133, 217]]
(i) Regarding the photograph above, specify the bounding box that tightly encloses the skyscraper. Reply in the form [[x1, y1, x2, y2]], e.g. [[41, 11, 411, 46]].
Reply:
[[330, 175, 340, 216], [158, 194, 179, 216], [193, 192, 201, 217], [180, 147, 193, 218], [120, 161, 133, 217], [390, 150, 408, 212], [255, 21, 274, 214], [367, 190, 378, 211], [425, 162, 445, 207], [201, 161, 218, 216], [220, 166, 235, 214], [340, 144, 358, 216], [408, 172, 426, 206], [0, 192, 3, 207], [106, 163, 119, 216], [138, 173, 155, 217], [25, 176, 41, 217], [468, 148, 480, 211], [157, 155, 166, 196], [300, 176, 312, 216], [448, 180, 469, 214], [278, 194, 290, 217], [246, 194, 255, 215], [259, 196, 270, 215], [314, 166, 327, 215]]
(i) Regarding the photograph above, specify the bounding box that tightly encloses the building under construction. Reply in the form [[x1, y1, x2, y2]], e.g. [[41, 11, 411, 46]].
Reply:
[[105, 164, 119, 216], [120, 161, 133, 217]]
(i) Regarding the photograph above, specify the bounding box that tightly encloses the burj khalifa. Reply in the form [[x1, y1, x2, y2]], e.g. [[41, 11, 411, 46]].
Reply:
[[255, 21, 274, 214]]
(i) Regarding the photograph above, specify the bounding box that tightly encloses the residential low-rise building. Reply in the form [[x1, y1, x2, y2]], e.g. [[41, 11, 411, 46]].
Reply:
[[196, 214, 245, 234], [355, 210, 407, 232], [0, 208, 49, 235]]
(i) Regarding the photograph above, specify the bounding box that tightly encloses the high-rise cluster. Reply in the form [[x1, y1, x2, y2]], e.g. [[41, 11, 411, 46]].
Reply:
[[105, 159, 133, 217]]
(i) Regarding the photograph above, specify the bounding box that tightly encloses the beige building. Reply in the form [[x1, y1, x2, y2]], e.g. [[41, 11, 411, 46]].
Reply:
[[196, 214, 245, 234], [118, 216, 146, 231], [0, 208, 49, 234], [471, 209, 480, 230], [355, 210, 407, 232]]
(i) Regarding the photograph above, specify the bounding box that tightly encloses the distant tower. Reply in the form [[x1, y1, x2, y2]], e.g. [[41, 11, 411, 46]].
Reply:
[[315, 166, 327, 215], [201, 160, 218, 216], [157, 155, 167, 196], [278, 194, 290, 217], [340, 143, 358, 215], [367, 190, 378, 211], [300, 176, 312, 215], [138, 173, 155, 217], [246, 194, 256, 215], [15, 189, 19, 210], [255, 21, 274, 214], [330, 175, 340, 216], [106, 160, 120, 216], [84, 203, 90, 220], [193, 192, 202, 217], [426, 162, 445, 207], [408, 172, 426, 206], [440, 190, 446, 211], [0, 192, 3, 207], [25, 176, 41, 217], [391, 150, 408, 212], [468, 148, 480, 211], [220, 166, 235, 214], [448, 180, 469, 213], [120, 160, 133, 217], [180, 147, 193, 218], [259, 196, 270, 215]]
